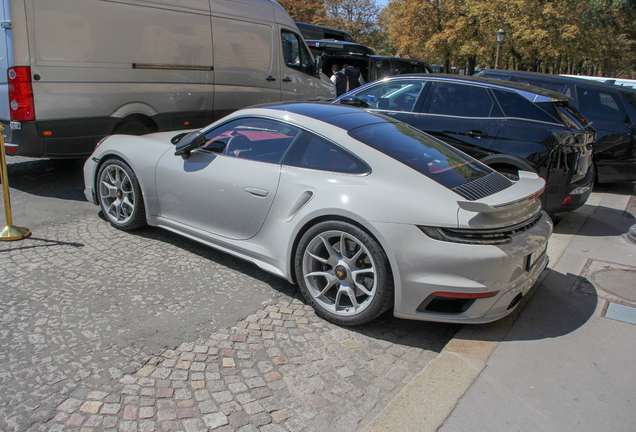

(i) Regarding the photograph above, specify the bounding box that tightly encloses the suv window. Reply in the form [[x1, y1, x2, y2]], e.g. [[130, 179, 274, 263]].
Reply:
[[619, 91, 636, 123], [353, 81, 425, 112], [428, 82, 494, 118], [282, 30, 312, 74], [492, 88, 559, 123], [283, 131, 368, 174], [577, 87, 628, 123]]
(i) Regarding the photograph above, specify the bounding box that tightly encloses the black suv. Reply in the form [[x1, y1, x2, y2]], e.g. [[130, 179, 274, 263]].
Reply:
[[475, 70, 636, 184], [333, 75, 595, 215], [305, 40, 433, 84]]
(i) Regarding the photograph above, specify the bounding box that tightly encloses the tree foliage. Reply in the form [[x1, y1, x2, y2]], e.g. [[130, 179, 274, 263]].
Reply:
[[384, 0, 635, 77]]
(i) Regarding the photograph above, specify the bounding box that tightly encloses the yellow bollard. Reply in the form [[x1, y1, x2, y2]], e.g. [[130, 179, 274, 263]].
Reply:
[[0, 124, 30, 240]]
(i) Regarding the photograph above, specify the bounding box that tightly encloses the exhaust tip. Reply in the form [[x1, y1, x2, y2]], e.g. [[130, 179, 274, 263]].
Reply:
[[508, 294, 523, 310]]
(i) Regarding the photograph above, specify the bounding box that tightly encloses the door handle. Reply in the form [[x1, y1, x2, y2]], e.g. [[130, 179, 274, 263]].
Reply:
[[465, 130, 489, 139], [244, 187, 269, 198], [266, 76, 276, 82], [282, 77, 292, 83]]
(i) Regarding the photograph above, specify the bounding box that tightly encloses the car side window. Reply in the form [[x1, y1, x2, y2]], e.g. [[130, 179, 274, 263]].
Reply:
[[353, 81, 425, 112], [576, 87, 628, 123], [282, 30, 312, 74], [203, 118, 300, 164], [428, 82, 494, 117], [492, 88, 558, 123], [283, 131, 368, 174]]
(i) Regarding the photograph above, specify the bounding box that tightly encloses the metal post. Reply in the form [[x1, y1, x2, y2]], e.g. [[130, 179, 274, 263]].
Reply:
[[495, 43, 501, 70], [0, 124, 31, 240]]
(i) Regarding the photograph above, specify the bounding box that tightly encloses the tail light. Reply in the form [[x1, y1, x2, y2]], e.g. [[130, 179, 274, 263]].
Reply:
[[8, 66, 35, 121]]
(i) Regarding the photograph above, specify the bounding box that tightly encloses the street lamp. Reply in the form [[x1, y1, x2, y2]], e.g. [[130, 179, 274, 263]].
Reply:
[[495, 26, 505, 70]]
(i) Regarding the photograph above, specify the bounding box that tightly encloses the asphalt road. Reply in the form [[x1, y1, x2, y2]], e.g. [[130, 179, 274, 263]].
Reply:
[[0, 157, 458, 431]]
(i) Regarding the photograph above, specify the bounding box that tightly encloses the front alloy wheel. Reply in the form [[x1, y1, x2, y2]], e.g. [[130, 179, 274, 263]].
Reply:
[[296, 221, 393, 325], [97, 159, 147, 231]]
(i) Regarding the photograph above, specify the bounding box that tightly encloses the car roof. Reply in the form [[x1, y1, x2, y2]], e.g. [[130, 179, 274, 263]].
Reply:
[[253, 102, 393, 131], [305, 39, 376, 55], [354, 74, 571, 102], [477, 69, 636, 94]]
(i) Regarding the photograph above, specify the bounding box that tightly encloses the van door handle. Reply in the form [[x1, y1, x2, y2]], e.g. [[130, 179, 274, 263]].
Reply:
[[266, 76, 276, 82], [244, 187, 269, 198], [465, 130, 489, 139], [282, 77, 292, 83]]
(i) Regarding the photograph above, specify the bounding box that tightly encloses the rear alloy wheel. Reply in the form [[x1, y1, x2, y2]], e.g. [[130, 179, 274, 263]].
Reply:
[[295, 221, 393, 325], [97, 159, 147, 231]]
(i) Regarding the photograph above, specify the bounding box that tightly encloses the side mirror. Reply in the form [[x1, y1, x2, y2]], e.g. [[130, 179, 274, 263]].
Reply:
[[174, 131, 206, 159], [338, 97, 369, 108]]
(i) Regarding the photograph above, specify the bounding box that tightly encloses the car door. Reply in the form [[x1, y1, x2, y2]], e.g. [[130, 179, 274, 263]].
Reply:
[[575, 85, 636, 182], [413, 81, 505, 158], [346, 79, 430, 125], [155, 117, 300, 240]]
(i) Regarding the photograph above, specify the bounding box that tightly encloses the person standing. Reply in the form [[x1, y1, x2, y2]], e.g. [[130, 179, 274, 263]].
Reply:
[[331, 64, 347, 97], [342, 64, 365, 92]]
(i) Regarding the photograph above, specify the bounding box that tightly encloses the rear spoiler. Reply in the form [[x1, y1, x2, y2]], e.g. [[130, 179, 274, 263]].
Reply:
[[457, 171, 545, 214]]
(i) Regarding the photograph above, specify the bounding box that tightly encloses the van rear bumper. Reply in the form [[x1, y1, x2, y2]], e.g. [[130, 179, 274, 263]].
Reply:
[[2, 118, 115, 158], [2, 111, 214, 158]]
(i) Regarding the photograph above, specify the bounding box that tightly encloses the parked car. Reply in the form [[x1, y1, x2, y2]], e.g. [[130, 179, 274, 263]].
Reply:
[[1, 0, 333, 158], [305, 40, 433, 84], [475, 70, 636, 184], [333, 75, 596, 215], [84, 103, 551, 325]]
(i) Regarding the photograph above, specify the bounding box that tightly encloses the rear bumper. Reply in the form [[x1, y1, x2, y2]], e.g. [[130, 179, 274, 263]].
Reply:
[[544, 164, 594, 214]]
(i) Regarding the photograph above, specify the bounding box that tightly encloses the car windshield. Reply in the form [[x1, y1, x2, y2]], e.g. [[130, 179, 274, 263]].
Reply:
[[349, 122, 493, 189]]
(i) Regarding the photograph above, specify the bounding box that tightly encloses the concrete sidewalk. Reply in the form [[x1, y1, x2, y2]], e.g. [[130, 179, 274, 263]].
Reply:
[[365, 183, 636, 432]]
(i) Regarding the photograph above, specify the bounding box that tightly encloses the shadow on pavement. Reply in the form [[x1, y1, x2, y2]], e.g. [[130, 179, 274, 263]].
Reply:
[[455, 268, 598, 344], [120, 221, 461, 353], [4, 157, 87, 202]]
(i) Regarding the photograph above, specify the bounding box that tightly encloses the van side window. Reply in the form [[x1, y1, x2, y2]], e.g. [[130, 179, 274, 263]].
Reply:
[[492, 89, 558, 123], [282, 30, 312, 74]]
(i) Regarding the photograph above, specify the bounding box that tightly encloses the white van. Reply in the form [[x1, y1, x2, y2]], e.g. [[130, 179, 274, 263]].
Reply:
[[0, 0, 334, 158]]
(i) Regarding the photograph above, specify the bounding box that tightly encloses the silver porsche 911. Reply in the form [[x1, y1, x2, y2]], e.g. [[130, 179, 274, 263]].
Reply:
[[84, 103, 552, 326]]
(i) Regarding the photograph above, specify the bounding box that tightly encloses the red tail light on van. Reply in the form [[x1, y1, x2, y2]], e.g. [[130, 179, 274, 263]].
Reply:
[[8, 66, 35, 122]]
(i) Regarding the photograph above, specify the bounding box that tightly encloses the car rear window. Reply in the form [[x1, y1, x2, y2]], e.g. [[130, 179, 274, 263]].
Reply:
[[492, 88, 559, 123], [577, 87, 628, 123], [517, 79, 574, 98], [348, 122, 493, 189]]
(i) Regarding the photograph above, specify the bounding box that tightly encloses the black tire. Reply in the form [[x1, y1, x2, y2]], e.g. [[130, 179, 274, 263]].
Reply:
[[496, 166, 520, 181], [113, 121, 151, 136], [96, 159, 147, 231], [295, 221, 394, 325]]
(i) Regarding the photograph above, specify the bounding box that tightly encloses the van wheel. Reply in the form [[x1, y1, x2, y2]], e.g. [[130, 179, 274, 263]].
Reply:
[[113, 121, 151, 136], [495, 166, 520, 181]]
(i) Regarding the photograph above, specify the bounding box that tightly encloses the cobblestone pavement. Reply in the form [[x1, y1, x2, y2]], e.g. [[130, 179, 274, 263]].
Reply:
[[0, 158, 459, 431]]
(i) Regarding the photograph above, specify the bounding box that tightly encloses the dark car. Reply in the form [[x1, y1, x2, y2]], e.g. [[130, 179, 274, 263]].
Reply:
[[333, 74, 596, 215], [305, 40, 433, 84], [475, 70, 636, 184]]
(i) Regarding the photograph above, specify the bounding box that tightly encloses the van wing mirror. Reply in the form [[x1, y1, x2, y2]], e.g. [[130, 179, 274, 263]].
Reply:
[[174, 131, 206, 159], [338, 97, 369, 108]]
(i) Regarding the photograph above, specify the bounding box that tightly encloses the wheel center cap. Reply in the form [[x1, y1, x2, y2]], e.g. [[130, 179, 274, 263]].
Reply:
[[334, 265, 348, 281]]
